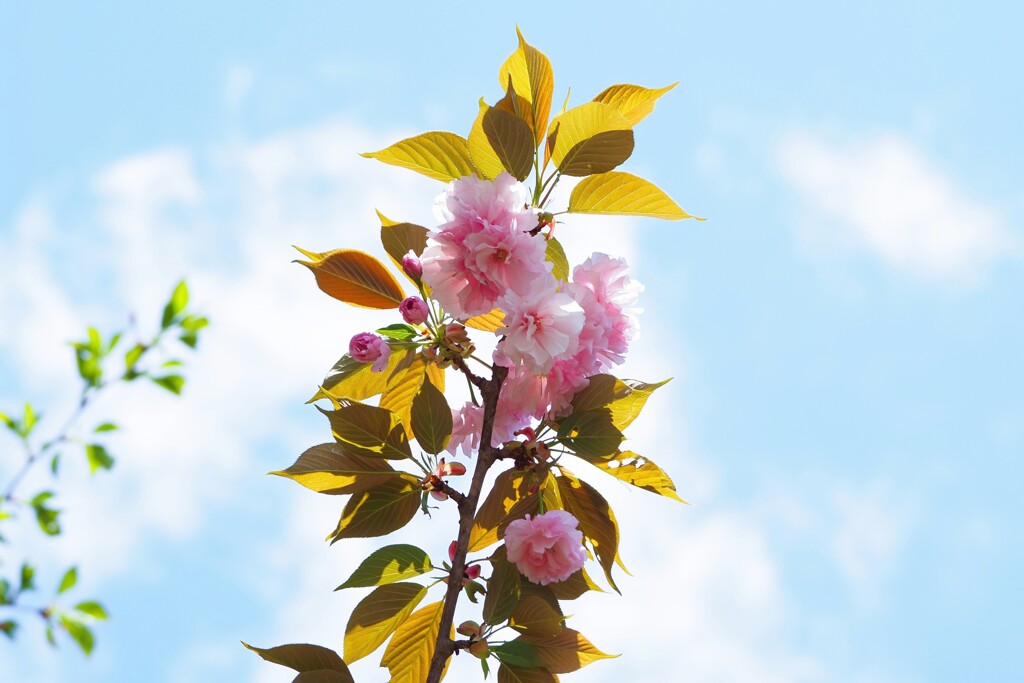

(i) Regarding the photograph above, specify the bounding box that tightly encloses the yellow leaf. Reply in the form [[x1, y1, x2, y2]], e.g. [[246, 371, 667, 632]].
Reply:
[[517, 629, 616, 674], [381, 600, 451, 683], [318, 348, 416, 403], [377, 215, 429, 285], [593, 451, 687, 504], [509, 594, 565, 637], [380, 357, 428, 440], [329, 477, 422, 542], [362, 132, 476, 182], [547, 102, 633, 177], [545, 567, 604, 601], [344, 582, 427, 664], [270, 442, 401, 495], [469, 469, 529, 551], [410, 379, 452, 455], [498, 664, 560, 683], [498, 27, 554, 148], [469, 100, 535, 182], [425, 360, 445, 394], [297, 249, 405, 309], [555, 471, 622, 592], [464, 308, 505, 332], [592, 82, 677, 126], [568, 171, 700, 221]]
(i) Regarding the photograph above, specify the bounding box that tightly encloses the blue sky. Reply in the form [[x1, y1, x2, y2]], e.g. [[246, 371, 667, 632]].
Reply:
[[1, 1, 1022, 681]]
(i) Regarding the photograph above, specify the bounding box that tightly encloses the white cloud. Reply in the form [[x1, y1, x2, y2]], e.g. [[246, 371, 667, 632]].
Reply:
[[831, 480, 917, 601], [777, 131, 1015, 283]]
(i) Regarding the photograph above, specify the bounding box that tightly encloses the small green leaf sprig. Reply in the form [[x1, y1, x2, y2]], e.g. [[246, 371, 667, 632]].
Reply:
[[0, 279, 207, 655]]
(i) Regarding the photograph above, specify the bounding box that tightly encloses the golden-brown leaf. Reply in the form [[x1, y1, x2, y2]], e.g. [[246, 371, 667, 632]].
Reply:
[[329, 477, 422, 542], [270, 443, 401, 495], [555, 472, 622, 592], [517, 629, 616, 674], [592, 451, 687, 503], [379, 357, 428, 441], [297, 249, 405, 309]]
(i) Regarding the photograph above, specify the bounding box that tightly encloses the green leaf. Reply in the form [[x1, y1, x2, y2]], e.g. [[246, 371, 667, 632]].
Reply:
[[320, 403, 412, 460], [0, 411, 13, 430], [22, 402, 38, 437], [85, 444, 115, 474], [493, 641, 548, 669], [516, 629, 616, 674], [19, 563, 36, 592], [271, 443, 402, 495], [343, 582, 427, 664], [124, 343, 145, 374], [376, 324, 419, 342], [152, 375, 185, 395], [162, 279, 189, 329], [484, 546, 521, 625], [410, 380, 452, 455], [380, 599, 449, 683], [31, 493, 61, 536], [242, 642, 353, 681], [297, 248, 405, 309], [592, 82, 677, 126], [556, 410, 623, 459], [335, 544, 433, 590], [545, 237, 569, 281], [568, 171, 698, 220], [329, 477, 422, 542], [361, 132, 476, 182], [60, 616, 95, 656], [0, 621, 17, 640], [555, 473, 623, 592], [547, 103, 633, 177], [73, 601, 109, 620], [93, 422, 118, 433], [58, 566, 78, 594]]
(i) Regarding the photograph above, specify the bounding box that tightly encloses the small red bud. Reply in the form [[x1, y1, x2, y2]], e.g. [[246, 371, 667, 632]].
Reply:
[[402, 251, 423, 280], [465, 563, 481, 580], [448, 541, 458, 563]]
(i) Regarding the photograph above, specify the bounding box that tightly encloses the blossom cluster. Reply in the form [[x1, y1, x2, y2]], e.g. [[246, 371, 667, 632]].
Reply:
[[421, 173, 643, 455]]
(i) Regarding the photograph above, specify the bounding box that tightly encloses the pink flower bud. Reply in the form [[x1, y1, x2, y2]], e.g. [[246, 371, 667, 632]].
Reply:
[[430, 489, 449, 501], [400, 296, 430, 325], [402, 251, 422, 280], [465, 563, 481, 580], [349, 332, 391, 373], [448, 540, 458, 563]]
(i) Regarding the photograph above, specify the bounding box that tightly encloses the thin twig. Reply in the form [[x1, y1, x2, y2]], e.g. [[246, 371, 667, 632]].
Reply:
[[425, 364, 508, 683]]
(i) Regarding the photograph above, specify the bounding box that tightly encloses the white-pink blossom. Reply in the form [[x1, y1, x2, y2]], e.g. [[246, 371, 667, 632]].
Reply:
[[503, 510, 587, 585], [498, 279, 585, 375], [421, 173, 548, 319]]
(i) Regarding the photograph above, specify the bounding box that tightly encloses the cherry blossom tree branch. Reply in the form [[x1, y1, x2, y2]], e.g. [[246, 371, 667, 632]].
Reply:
[[426, 363, 508, 683]]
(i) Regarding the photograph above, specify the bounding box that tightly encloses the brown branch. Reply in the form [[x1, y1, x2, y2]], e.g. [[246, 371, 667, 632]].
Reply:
[[451, 355, 486, 389], [431, 480, 466, 506], [426, 363, 508, 683]]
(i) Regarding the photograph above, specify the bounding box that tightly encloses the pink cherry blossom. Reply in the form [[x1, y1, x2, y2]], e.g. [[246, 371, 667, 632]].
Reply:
[[348, 332, 391, 372], [498, 280, 585, 375], [503, 510, 587, 585], [400, 296, 430, 325], [421, 173, 548, 319], [401, 251, 423, 280]]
